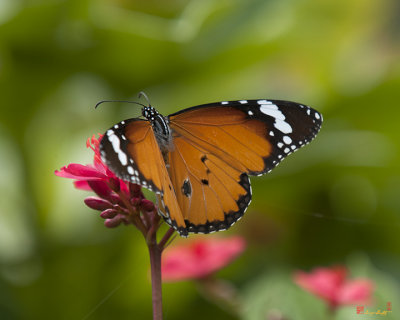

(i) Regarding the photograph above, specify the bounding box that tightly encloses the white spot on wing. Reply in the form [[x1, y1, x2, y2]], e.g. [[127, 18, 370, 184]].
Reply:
[[257, 100, 272, 105], [239, 100, 247, 104], [221, 101, 228, 105], [274, 119, 293, 134], [108, 133, 128, 165], [248, 110, 253, 116], [127, 166, 134, 175], [283, 136, 292, 144], [260, 105, 280, 115]]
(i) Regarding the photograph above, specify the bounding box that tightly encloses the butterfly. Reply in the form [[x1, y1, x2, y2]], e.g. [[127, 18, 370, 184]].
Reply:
[[100, 97, 322, 237]]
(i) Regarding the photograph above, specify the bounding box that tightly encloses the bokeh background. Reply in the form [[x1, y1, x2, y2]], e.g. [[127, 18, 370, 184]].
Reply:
[[1, 0, 399, 319]]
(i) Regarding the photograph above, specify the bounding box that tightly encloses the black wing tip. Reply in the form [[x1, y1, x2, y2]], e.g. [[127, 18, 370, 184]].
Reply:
[[246, 102, 323, 176]]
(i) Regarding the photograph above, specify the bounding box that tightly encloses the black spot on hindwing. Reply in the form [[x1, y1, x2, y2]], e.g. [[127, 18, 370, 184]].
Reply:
[[181, 179, 192, 197]]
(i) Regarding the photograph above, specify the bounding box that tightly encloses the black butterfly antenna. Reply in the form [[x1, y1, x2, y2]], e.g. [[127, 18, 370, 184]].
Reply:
[[94, 100, 147, 109], [138, 91, 152, 106]]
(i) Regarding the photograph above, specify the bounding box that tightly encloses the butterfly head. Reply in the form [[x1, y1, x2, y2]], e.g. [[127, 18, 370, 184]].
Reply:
[[142, 106, 159, 121]]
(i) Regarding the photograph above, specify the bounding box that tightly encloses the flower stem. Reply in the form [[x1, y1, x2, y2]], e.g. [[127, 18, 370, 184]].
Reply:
[[327, 304, 337, 320], [158, 227, 175, 249], [147, 225, 176, 320], [148, 241, 163, 320]]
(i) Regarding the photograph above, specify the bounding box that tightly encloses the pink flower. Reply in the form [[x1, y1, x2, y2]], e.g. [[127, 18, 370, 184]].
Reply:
[[55, 135, 124, 189], [294, 266, 374, 310], [162, 236, 246, 282], [54, 134, 151, 229]]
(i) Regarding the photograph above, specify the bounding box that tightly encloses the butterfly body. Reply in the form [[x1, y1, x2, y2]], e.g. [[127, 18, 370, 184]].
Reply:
[[100, 99, 322, 236], [142, 106, 172, 156]]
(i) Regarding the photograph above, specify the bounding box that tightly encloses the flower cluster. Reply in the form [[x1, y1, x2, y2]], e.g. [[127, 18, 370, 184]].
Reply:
[[55, 135, 156, 235], [55, 134, 179, 320], [294, 265, 374, 311]]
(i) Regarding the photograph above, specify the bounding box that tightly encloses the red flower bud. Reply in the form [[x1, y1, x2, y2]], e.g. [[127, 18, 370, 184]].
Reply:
[[109, 194, 123, 206], [129, 183, 142, 197], [100, 209, 118, 219], [104, 216, 122, 228], [131, 197, 141, 207], [141, 199, 155, 212], [84, 197, 112, 211]]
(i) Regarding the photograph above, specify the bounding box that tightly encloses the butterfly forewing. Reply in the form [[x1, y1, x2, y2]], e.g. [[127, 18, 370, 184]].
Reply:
[[100, 119, 160, 191], [169, 100, 322, 175], [99, 118, 186, 233]]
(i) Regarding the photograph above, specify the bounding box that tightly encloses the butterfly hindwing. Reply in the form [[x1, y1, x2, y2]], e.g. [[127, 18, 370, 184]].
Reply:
[[166, 134, 251, 234]]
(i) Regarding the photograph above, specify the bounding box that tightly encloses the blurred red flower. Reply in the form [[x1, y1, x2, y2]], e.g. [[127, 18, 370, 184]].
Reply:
[[162, 236, 246, 282], [294, 266, 374, 310]]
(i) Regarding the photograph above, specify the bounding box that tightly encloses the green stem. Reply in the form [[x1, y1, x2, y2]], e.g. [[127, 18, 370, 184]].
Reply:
[[327, 304, 337, 320]]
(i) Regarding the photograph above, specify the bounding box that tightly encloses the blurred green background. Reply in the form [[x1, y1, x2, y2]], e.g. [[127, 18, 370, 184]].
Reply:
[[1, 0, 399, 319]]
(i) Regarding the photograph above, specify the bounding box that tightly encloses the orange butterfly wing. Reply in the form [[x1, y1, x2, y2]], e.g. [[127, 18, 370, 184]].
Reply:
[[165, 100, 322, 235], [169, 106, 273, 173], [166, 134, 251, 234], [100, 119, 186, 231]]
